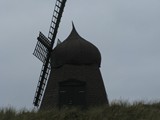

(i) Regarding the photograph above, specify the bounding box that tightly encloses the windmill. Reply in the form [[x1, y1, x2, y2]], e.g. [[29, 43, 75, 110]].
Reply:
[[33, 0, 67, 108]]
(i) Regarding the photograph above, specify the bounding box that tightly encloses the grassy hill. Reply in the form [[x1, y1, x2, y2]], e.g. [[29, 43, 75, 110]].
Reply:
[[0, 101, 160, 120]]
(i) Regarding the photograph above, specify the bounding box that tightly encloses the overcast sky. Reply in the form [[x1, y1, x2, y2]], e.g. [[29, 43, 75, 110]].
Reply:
[[0, 0, 160, 109]]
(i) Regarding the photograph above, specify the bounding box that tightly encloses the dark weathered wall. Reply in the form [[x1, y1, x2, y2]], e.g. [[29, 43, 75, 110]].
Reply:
[[40, 64, 108, 109]]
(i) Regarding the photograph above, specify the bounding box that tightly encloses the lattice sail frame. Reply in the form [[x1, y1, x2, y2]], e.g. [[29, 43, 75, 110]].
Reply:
[[33, 0, 67, 107], [33, 32, 51, 63]]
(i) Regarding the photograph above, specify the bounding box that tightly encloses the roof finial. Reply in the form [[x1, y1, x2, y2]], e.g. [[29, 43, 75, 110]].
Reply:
[[70, 21, 79, 36], [72, 21, 76, 30]]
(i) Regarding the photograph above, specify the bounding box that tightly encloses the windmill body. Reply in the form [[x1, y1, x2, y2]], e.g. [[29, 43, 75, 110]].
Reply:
[[33, 0, 109, 109], [40, 26, 108, 109]]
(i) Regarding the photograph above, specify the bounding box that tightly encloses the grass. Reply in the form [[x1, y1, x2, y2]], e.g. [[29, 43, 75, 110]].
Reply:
[[0, 101, 160, 120]]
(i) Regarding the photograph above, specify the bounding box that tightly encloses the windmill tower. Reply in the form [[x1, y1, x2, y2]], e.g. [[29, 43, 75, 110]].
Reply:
[[33, 0, 108, 109]]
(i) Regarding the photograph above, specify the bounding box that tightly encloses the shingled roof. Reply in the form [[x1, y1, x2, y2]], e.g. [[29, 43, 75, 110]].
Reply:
[[51, 24, 101, 68]]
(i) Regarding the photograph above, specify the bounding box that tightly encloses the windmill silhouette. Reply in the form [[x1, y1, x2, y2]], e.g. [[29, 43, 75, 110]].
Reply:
[[33, 0, 108, 109]]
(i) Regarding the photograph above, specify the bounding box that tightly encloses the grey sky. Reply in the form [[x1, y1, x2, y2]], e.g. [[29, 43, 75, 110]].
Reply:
[[0, 0, 160, 109]]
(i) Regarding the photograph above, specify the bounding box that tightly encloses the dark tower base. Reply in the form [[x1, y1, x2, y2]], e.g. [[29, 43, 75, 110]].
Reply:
[[40, 64, 108, 109]]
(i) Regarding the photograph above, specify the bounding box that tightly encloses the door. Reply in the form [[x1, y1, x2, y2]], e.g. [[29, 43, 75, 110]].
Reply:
[[59, 80, 86, 108]]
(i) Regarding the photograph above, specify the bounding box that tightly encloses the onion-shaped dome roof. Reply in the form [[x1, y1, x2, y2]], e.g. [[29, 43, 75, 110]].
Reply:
[[51, 24, 101, 68]]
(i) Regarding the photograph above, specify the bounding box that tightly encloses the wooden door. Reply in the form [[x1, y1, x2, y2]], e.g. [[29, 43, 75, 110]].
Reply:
[[59, 80, 86, 108]]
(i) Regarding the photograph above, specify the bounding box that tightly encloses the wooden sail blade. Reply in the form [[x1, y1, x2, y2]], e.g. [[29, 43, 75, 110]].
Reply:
[[38, 32, 51, 49], [33, 32, 51, 63], [48, 0, 67, 46], [33, 62, 51, 107], [33, 40, 49, 63], [33, 0, 67, 107]]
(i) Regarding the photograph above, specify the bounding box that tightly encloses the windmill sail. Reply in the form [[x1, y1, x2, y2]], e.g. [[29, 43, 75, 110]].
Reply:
[[33, 32, 51, 63], [33, 0, 67, 107]]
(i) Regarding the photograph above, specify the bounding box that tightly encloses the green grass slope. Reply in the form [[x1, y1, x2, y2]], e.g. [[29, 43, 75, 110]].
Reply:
[[0, 101, 160, 120]]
